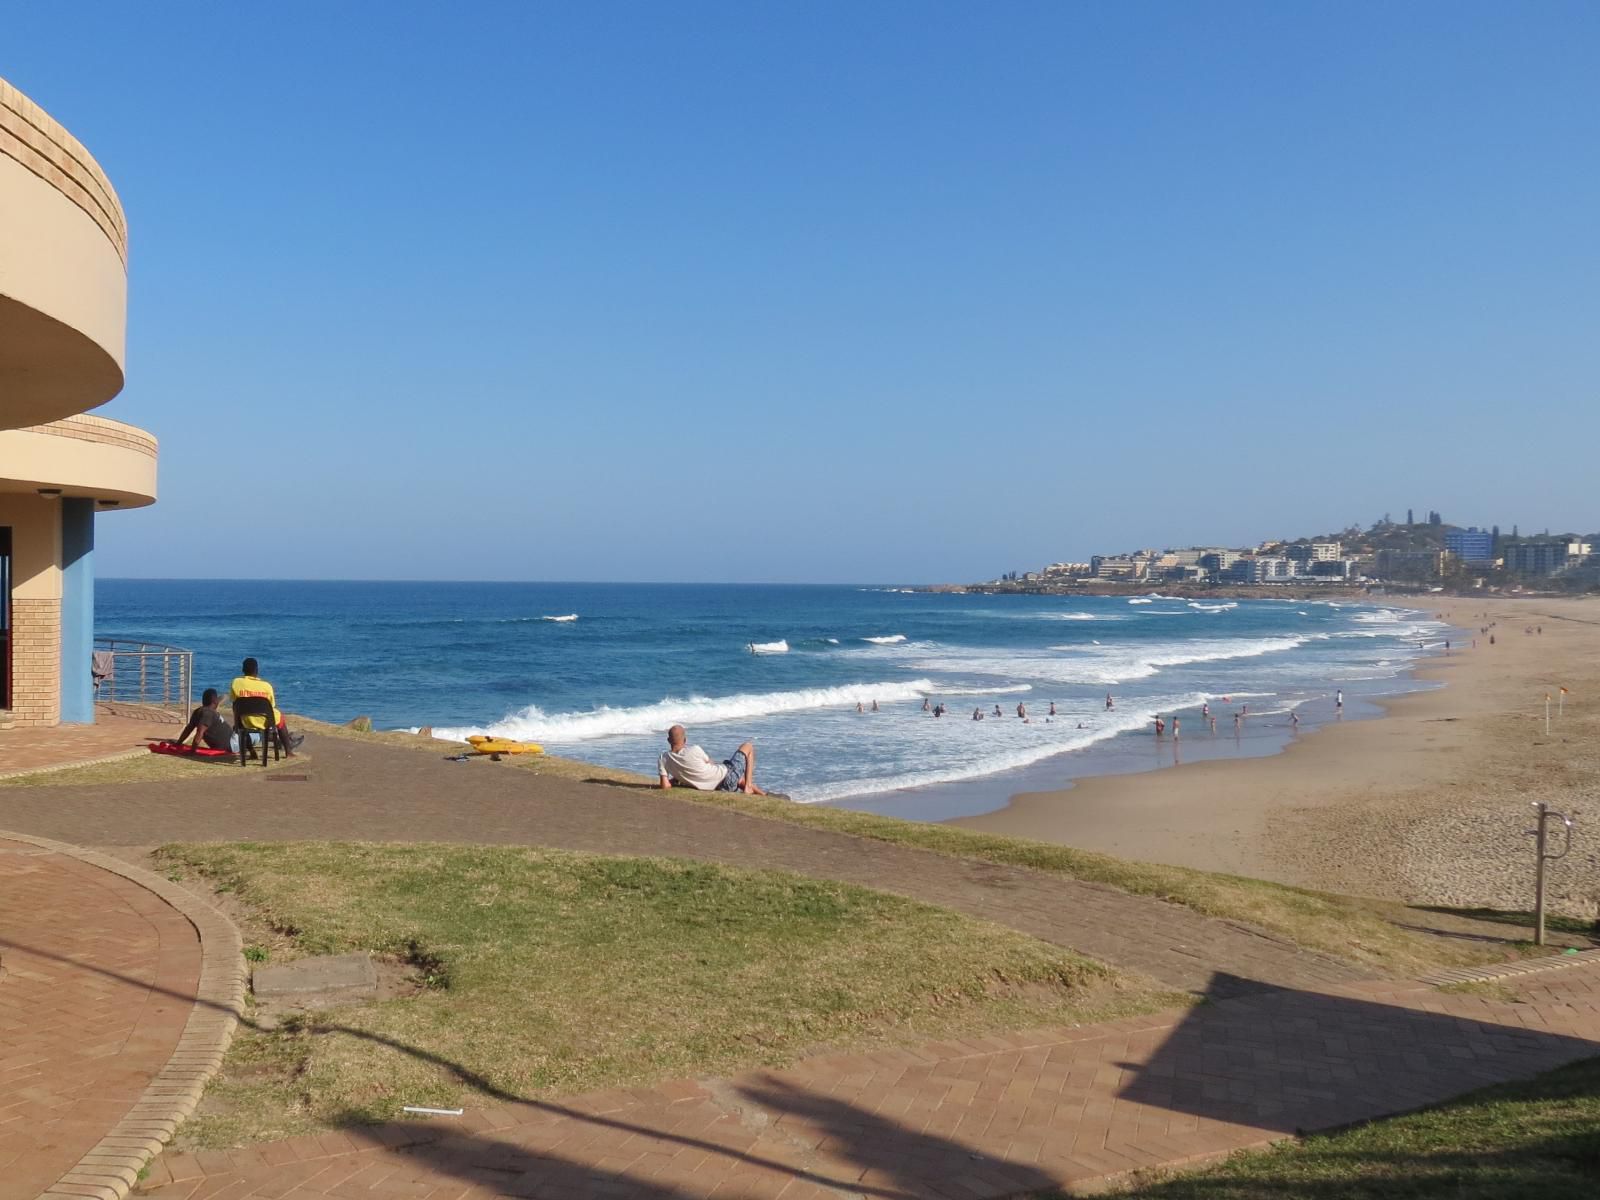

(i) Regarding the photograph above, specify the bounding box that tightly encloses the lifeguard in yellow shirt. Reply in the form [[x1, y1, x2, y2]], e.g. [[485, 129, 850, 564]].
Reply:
[[229, 657, 302, 757]]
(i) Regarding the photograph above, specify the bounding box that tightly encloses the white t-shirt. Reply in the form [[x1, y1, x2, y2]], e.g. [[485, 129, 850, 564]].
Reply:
[[658, 744, 728, 790]]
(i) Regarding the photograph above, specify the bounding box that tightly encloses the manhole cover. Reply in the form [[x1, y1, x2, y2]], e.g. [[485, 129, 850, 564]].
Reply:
[[265, 774, 310, 783]]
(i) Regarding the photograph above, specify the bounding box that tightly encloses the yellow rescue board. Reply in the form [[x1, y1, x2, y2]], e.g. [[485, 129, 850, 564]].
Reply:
[[466, 735, 544, 756]]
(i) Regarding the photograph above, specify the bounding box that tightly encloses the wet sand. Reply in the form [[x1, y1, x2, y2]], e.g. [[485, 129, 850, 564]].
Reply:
[[952, 596, 1600, 916]]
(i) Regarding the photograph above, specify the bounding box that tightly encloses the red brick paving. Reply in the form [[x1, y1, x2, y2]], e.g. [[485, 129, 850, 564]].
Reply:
[[0, 714, 169, 779], [133, 963, 1600, 1199], [0, 837, 202, 1198]]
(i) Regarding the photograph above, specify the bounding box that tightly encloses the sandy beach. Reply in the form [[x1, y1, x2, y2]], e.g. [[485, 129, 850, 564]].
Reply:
[[953, 596, 1600, 918]]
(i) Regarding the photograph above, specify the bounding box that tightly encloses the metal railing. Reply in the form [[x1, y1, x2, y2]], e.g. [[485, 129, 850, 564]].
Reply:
[[93, 638, 193, 721]]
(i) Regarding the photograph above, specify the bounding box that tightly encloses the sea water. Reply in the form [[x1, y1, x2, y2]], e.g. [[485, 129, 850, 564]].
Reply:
[[97, 581, 1446, 814]]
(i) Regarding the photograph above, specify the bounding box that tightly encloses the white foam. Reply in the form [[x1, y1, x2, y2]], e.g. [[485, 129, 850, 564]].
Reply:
[[863, 634, 907, 644], [542, 613, 579, 622], [1188, 601, 1237, 612], [431, 678, 1031, 745], [794, 689, 1212, 803], [1128, 598, 1154, 604], [748, 640, 789, 654]]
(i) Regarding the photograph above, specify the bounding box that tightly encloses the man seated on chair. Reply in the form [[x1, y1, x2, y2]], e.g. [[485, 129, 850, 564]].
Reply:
[[229, 657, 303, 757], [657, 724, 764, 794], [177, 688, 237, 753]]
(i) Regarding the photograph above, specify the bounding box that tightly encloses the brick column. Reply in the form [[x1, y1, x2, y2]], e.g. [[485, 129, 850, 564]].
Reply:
[[8, 597, 61, 725]]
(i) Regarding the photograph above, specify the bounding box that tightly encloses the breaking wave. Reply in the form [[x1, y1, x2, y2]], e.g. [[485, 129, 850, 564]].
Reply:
[[542, 613, 579, 622], [748, 640, 789, 654], [430, 678, 1029, 744], [862, 634, 907, 644]]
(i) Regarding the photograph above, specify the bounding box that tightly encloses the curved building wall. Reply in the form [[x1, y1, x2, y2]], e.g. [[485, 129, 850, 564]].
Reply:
[[0, 76, 128, 429], [0, 81, 148, 728]]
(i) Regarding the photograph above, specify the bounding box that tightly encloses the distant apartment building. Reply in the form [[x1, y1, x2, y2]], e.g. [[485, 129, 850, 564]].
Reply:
[[1503, 540, 1592, 577], [1198, 550, 1237, 578], [1309, 558, 1360, 580], [1443, 528, 1495, 566], [1091, 554, 1147, 580], [1230, 556, 1293, 584], [1375, 549, 1449, 580], [1287, 541, 1342, 563], [1043, 561, 1092, 578]]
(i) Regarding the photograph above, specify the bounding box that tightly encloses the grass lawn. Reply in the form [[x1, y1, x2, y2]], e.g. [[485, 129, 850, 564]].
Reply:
[[0, 747, 299, 786], [307, 718, 1587, 978], [159, 841, 1183, 1149], [1096, 1055, 1600, 1199]]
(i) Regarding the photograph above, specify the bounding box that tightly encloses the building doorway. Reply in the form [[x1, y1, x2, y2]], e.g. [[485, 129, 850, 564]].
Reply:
[[0, 526, 10, 710]]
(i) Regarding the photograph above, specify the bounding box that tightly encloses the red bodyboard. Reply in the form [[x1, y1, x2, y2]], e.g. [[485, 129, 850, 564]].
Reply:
[[148, 741, 231, 758]]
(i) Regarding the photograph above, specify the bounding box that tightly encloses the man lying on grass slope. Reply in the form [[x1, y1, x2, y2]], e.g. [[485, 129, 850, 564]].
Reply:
[[658, 724, 766, 794]]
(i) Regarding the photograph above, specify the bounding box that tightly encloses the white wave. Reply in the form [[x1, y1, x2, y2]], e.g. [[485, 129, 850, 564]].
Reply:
[[794, 690, 1212, 803], [825, 637, 840, 644], [937, 635, 1308, 686], [748, 639, 789, 654], [431, 678, 1032, 745], [1044, 612, 1101, 621], [541, 613, 579, 623], [863, 634, 907, 644], [1128, 598, 1154, 604], [1188, 601, 1237, 612]]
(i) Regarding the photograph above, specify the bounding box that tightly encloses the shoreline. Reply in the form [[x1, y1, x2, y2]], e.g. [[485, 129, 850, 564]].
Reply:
[[945, 595, 1600, 915]]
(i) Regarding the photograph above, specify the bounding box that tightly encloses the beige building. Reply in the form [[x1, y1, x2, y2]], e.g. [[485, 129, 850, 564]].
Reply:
[[1, 77, 157, 726]]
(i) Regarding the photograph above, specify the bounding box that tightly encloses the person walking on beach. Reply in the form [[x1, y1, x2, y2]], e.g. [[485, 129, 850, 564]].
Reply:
[[1201, 701, 1210, 721], [1208, 714, 1217, 733], [658, 725, 764, 794], [1290, 710, 1300, 730], [1172, 716, 1180, 739]]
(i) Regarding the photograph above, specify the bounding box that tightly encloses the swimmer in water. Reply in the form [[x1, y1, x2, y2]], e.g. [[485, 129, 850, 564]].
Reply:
[[1154, 716, 1165, 737], [972, 707, 982, 721], [1048, 701, 1056, 717], [1106, 692, 1115, 711], [922, 698, 931, 712], [1017, 702, 1027, 720]]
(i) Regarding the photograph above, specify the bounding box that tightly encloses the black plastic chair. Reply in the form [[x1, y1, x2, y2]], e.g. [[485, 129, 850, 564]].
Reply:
[[232, 696, 283, 767]]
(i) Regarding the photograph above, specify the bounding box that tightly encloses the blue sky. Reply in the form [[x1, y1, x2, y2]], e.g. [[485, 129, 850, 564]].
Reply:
[[8, 2, 1599, 582]]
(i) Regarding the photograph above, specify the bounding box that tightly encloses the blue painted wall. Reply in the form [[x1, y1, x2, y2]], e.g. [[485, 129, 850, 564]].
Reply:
[[59, 498, 95, 724]]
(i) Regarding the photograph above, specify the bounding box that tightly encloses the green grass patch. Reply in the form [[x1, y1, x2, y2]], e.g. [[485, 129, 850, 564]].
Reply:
[[0, 749, 301, 787], [159, 841, 1182, 1148], [1417, 906, 1598, 939], [668, 791, 1549, 978], [294, 716, 1582, 977], [1102, 1055, 1600, 1199]]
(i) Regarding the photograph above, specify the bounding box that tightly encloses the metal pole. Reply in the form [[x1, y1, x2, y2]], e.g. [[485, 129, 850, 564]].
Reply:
[[1534, 802, 1548, 946], [1545, 694, 1551, 736], [1559, 688, 1565, 717]]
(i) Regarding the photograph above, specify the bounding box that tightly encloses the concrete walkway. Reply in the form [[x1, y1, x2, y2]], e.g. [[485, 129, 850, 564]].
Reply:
[[133, 960, 1600, 1199], [1, 735, 1360, 998]]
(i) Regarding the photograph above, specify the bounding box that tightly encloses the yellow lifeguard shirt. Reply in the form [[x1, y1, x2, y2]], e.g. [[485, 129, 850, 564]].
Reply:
[[229, 675, 279, 730]]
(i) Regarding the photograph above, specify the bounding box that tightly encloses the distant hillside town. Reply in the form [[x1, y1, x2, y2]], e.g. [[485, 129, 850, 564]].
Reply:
[[965, 514, 1600, 594]]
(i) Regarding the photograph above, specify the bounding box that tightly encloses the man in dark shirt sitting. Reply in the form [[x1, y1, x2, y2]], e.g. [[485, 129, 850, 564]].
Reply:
[[178, 688, 236, 753]]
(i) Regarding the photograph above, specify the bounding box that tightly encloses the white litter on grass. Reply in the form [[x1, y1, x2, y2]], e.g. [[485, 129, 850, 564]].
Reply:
[[403, 1105, 464, 1117]]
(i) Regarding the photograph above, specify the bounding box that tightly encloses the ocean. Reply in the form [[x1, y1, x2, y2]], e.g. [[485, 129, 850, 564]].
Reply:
[[97, 581, 1447, 816]]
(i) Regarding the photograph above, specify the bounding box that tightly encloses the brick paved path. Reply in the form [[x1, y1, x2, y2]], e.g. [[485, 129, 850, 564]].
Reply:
[[0, 837, 202, 1197], [2, 737, 1358, 997], [135, 961, 1600, 1200], [0, 714, 162, 779]]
